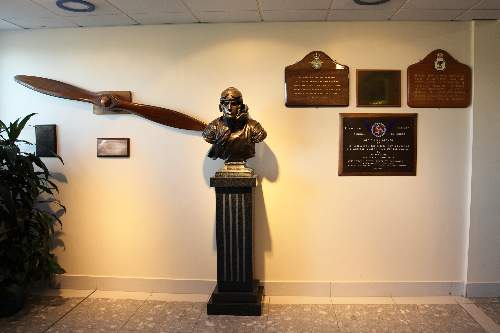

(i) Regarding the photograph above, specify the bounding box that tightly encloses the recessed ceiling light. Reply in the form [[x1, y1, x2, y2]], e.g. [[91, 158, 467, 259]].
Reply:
[[56, 0, 96, 13], [353, 0, 390, 5]]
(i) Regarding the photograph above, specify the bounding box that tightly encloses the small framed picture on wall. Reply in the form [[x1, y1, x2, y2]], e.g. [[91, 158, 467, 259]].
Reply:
[[357, 70, 401, 107], [97, 138, 130, 157]]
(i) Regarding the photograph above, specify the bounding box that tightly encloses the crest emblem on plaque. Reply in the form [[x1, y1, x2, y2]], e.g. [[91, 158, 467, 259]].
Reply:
[[309, 53, 323, 70], [371, 122, 387, 138], [434, 52, 446, 71]]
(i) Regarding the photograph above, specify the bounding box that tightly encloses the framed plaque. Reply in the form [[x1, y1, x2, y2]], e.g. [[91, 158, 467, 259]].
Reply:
[[285, 51, 349, 107], [97, 138, 130, 157], [339, 113, 417, 176], [357, 70, 401, 107], [408, 49, 471, 108], [35, 124, 57, 157]]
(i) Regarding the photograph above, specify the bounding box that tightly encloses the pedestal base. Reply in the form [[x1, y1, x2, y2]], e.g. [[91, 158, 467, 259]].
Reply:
[[207, 280, 264, 316]]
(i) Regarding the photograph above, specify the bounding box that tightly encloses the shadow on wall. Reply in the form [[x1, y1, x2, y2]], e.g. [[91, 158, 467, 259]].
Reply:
[[249, 142, 278, 282], [201, 142, 279, 282], [41, 171, 67, 288]]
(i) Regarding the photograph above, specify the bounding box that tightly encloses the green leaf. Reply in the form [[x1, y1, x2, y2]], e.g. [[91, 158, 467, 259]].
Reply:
[[10, 113, 36, 142], [0, 113, 65, 287], [30, 155, 49, 178]]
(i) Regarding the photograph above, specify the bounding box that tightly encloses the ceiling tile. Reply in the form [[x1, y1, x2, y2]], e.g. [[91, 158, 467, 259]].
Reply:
[[129, 12, 197, 24], [106, 0, 189, 14], [7, 16, 78, 29], [262, 9, 327, 21], [260, 0, 331, 10], [66, 14, 138, 27], [197, 10, 261, 22], [32, 0, 121, 16], [402, 0, 482, 10], [457, 9, 500, 19], [182, 0, 258, 11], [473, 0, 500, 9], [332, 0, 406, 10], [0, 0, 55, 19], [0, 19, 22, 30], [391, 9, 464, 20], [328, 9, 394, 20]]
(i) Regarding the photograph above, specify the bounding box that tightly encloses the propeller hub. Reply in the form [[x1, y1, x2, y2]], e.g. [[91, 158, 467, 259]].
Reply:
[[100, 95, 112, 107]]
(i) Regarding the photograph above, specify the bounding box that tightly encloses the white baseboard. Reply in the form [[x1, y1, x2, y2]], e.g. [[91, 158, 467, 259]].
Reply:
[[466, 282, 500, 297], [54, 275, 215, 294], [54, 275, 476, 297], [263, 281, 331, 296], [332, 281, 465, 297]]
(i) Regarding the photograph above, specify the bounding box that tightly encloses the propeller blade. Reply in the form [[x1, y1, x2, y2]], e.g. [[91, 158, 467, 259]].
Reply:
[[15, 75, 101, 105], [14, 75, 207, 132], [113, 99, 207, 132]]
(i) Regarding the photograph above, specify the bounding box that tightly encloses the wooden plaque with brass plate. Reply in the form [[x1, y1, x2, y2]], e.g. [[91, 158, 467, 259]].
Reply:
[[408, 49, 471, 108], [285, 51, 349, 107]]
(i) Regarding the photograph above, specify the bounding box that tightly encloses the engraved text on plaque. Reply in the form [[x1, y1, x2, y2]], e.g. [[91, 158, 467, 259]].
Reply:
[[339, 113, 417, 176], [408, 49, 471, 108], [285, 51, 349, 107]]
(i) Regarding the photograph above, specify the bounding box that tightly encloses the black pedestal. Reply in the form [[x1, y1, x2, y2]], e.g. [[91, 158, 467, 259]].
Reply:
[[207, 176, 263, 316]]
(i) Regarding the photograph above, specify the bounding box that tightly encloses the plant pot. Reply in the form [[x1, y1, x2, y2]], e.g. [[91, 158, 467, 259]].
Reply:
[[0, 283, 25, 317]]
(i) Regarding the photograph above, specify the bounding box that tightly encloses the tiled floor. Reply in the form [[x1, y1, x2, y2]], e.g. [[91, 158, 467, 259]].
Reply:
[[1, 291, 499, 333]]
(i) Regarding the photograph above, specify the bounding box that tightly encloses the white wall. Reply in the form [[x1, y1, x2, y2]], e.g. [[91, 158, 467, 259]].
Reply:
[[0, 22, 475, 293], [467, 21, 500, 296]]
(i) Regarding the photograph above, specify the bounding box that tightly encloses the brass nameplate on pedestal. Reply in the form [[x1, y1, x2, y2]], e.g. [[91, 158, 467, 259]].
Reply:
[[285, 51, 349, 107], [339, 113, 417, 176], [408, 49, 471, 108]]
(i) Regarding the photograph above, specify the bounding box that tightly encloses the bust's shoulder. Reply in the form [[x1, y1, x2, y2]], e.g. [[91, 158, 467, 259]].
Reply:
[[247, 118, 262, 126], [208, 117, 224, 126]]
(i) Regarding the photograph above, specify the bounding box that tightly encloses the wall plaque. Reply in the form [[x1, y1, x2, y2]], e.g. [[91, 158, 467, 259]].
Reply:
[[357, 70, 401, 107], [97, 138, 130, 157], [408, 49, 471, 108], [339, 113, 417, 176], [35, 124, 57, 157], [285, 51, 349, 107]]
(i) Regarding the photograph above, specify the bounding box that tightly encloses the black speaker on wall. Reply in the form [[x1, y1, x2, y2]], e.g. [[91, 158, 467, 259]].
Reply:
[[35, 124, 57, 157]]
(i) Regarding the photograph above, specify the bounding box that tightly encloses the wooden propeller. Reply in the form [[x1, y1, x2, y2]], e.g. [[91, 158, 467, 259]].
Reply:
[[14, 75, 207, 132]]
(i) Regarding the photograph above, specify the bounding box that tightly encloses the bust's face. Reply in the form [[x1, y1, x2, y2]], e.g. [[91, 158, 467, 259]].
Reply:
[[220, 96, 242, 120]]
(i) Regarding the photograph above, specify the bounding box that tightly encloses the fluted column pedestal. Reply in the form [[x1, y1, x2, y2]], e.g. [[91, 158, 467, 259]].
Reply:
[[207, 175, 264, 316]]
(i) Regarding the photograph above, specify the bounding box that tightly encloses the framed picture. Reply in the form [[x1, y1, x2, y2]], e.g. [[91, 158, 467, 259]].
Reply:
[[35, 124, 57, 157], [97, 138, 130, 158], [339, 113, 417, 176], [357, 70, 401, 107]]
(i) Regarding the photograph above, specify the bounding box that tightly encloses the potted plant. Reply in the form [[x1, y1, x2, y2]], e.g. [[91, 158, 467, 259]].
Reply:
[[0, 113, 65, 316]]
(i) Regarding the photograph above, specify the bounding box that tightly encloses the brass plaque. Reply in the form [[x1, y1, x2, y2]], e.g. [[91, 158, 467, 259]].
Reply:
[[339, 113, 417, 176], [408, 49, 471, 108], [357, 70, 401, 107], [285, 51, 349, 107]]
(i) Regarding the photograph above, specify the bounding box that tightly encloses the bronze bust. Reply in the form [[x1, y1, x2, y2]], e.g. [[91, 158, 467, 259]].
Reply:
[[203, 87, 267, 176]]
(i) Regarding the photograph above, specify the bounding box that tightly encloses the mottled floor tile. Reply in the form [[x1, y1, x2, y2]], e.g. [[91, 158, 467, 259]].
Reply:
[[123, 301, 200, 332], [475, 302, 500, 326], [334, 304, 413, 333], [0, 295, 83, 333], [266, 304, 338, 333], [397, 304, 486, 333], [47, 328, 116, 332], [195, 314, 267, 333], [51, 297, 144, 331]]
